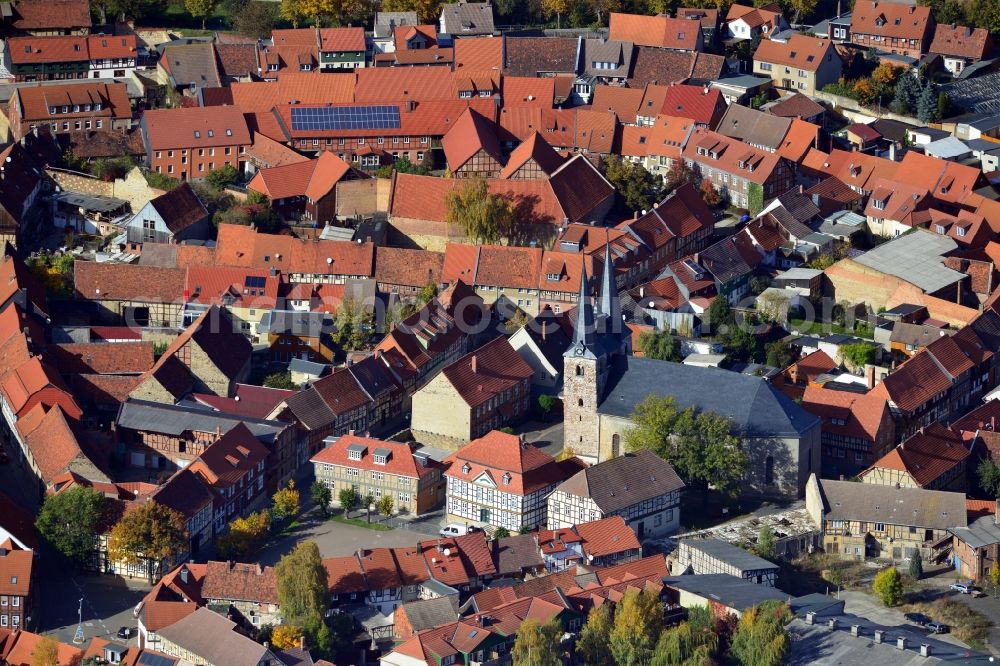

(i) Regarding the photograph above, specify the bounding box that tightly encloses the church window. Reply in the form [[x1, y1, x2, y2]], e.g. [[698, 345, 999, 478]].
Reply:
[[575, 365, 583, 376], [577, 399, 583, 407]]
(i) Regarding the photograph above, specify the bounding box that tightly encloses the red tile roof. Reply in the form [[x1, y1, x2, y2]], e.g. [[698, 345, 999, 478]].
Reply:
[[446, 430, 564, 495], [45, 342, 154, 375], [498, 132, 564, 178], [187, 422, 268, 489], [574, 515, 641, 558], [8, 35, 88, 64], [502, 76, 555, 108], [311, 435, 442, 479], [247, 151, 354, 202], [374, 246, 444, 288], [592, 85, 644, 122], [0, 543, 33, 596], [213, 224, 374, 277], [143, 106, 251, 150], [1, 630, 82, 666], [930, 24, 991, 59], [202, 560, 278, 604], [87, 34, 137, 59], [851, 1, 932, 41], [319, 26, 365, 52], [610, 12, 701, 50], [13, 81, 131, 123], [442, 107, 503, 172], [871, 349, 952, 414], [863, 422, 971, 488], [184, 265, 279, 310], [11, 0, 90, 30], [801, 385, 891, 444], [439, 337, 533, 408], [661, 84, 725, 126], [754, 33, 834, 73], [453, 36, 503, 72], [229, 74, 355, 113], [74, 261, 185, 304], [17, 404, 94, 485], [191, 384, 293, 420]]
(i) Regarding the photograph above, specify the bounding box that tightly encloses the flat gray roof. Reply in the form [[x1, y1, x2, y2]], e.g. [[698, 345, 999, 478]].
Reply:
[[949, 515, 1000, 550], [853, 230, 965, 293]]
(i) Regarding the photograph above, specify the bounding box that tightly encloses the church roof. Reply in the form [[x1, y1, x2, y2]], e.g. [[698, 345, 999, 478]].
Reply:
[[597, 356, 820, 438]]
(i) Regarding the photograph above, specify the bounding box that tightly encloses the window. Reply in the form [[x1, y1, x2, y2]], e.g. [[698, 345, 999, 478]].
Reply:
[[143, 219, 156, 242], [10, 597, 17, 608], [759, 62, 772, 71], [373, 454, 386, 465], [874, 522, 885, 532], [348, 449, 362, 461]]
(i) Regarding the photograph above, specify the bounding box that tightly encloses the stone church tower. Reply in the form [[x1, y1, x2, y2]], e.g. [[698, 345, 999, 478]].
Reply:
[[562, 246, 625, 463]]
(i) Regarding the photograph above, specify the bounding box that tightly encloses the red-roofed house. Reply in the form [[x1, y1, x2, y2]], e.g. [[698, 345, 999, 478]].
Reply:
[[247, 151, 367, 225], [850, 1, 933, 59], [411, 337, 533, 446], [0, 540, 35, 632], [929, 24, 993, 75], [800, 385, 896, 477], [661, 84, 727, 127], [6, 35, 89, 81], [141, 106, 251, 181], [860, 422, 971, 491], [311, 435, 445, 516], [7, 81, 132, 140], [441, 108, 504, 178], [318, 27, 366, 70], [609, 12, 704, 51], [726, 3, 787, 41], [445, 430, 567, 530], [753, 33, 841, 95], [186, 423, 269, 534]]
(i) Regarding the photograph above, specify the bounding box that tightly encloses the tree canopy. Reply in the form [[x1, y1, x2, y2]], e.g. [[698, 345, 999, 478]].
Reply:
[[445, 178, 516, 245], [277, 541, 330, 626], [637, 329, 680, 362], [872, 566, 903, 607], [108, 501, 188, 581], [577, 603, 613, 666], [609, 588, 663, 666], [272, 480, 301, 522], [511, 618, 563, 666], [729, 601, 791, 666], [35, 487, 107, 565], [625, 395, 748, 504], [603, 155, 663, 212]]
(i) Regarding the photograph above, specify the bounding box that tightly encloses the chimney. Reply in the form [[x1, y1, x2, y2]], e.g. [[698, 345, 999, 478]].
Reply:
[[874, 629, 885, 643], [798, 184, 804, 194], [920, 644, 932, 657], [896, 636, 907, 650], [257, 563, 264, 575], [300, 635, 306, 650], [889, 142, 896, 161], [865, 363, 876, 389], [228, 559, 235, 570], [180, 567, 189, 584], [471, 354, 477, 373]]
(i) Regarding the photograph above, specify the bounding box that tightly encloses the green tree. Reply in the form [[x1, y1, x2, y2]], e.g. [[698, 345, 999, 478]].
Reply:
[[637, 329, 680, 361], [311, 482, 332, 517], [756, 525, 776, 559], [840, 342, 877, 371], [625, 396, 748, 505], [988, 561, 1000, 596], [705, 295, 734, 338], [891, 72, 920, 114], [872, 566, 903, 607], [577, 603, 613, 666], [272, 480, 301, 522], [916, 81, 938, 122], [446, 178, 516, 245], [205, 163, 240, 190], [377, 494, 394, 519], [108, 501, 188, 582], [276, 540, 329, 625], [610, 588, 663, 666], [185, 0, 218, 28], [787, 0, 816, 21], [511, 618, 563, 666], [764, 340, 792, 369], [36, 487, 107, 566], [908, 554, 923, 579], [234, 1, 279, 38], [664, 161, 698, 193], [362, 493, 375, 523], [537, 394, 557, 416], [651, 607, 718, 666], [603, 155, 663, 212], [493, 527, 512, 539], [338, 486, 358, 516], [978, 458, 1000, 498], [729, 601, 791, 666], [331, 297, 375, 351], [747, 182, 765, 216], [417, 282, 438, 305], [264, 371, 297, 390]]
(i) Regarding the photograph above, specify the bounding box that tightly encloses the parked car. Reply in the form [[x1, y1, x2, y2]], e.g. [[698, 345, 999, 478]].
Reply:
[[926, 622, 949, 634], [439, 523, 479, 538], [950, 583, 975, 594], [904, 612, 931, 626]]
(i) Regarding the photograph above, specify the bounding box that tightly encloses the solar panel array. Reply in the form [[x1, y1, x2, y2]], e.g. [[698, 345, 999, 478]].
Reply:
[[290, 105, 401, 131], [244, 275, 266, 289]]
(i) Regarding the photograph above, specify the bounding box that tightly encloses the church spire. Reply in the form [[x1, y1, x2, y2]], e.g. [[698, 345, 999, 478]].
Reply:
[[570, 264, 595, 354], [598, 243, 621, 334]]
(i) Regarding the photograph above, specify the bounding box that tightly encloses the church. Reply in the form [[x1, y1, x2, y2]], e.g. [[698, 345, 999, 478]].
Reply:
[[562, 247, 822, 497]]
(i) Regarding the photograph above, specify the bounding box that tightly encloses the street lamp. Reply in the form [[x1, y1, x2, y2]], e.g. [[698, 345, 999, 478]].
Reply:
[[72, 597, 85, 644]]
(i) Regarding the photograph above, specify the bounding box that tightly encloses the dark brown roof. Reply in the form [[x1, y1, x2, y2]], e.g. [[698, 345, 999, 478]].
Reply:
[[11, 0, 90, 30], [503, 36, 579, 76], [150, 182, 209, 234], [214, 43, 259, 79], [151, 468, 215, 518], [46, 342, 154, 375], [555, 449, 684, 513], [628, 48, 696, 87], [768, 92, 826, 119], [494, 533, 543, 575], [547, 156, 615, 223], [74, 261, 186, 303]]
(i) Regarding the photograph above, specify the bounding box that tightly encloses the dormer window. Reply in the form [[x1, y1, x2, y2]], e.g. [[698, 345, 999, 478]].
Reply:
[[956, 226, 967, 237], [503, 473, 511, 485], [374, 454, 387, 465], [462, 463, 471, 474], [194, 130, 201, 139], [48, 106, 56, 114], [94, 103, 101, 111], [546, 272, 561, 281], [872, 198, 886, 210], [935, 224, 946, 234]]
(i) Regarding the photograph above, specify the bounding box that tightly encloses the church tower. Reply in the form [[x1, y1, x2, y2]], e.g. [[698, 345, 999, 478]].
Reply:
[[563, 246, 629, 462]]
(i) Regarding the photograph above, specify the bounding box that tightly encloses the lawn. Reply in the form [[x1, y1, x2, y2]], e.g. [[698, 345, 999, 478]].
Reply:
[[789, 317, 875, 340], [332, 514, 393, 531], [777, 553, 871, 596]]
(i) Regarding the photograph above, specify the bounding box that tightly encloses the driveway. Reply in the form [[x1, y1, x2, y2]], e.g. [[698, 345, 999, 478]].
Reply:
[[514, 419, 564, 458]]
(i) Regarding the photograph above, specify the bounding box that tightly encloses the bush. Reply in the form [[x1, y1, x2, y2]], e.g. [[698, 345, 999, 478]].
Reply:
[[873, 566, 903, 606], [145, 170, 181, 191]]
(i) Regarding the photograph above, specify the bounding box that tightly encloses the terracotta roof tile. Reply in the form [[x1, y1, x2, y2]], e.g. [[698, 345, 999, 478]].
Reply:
[[213, 224, 373, 277], [11, 0, 90, 30], [143, 106, 250, 150], [592, 85, 644, 122], [0, 543, 33, 596], [374, 246, 443, 288], [930, 24, 991, 59], [661, 84, 726, 126], [863, 422, 970, 487], [46, 342, 154, 375], [319, 26, 365, 51], [768, 92, 826, 119], [873, 349, 952, 414], [13, 81, 131, 124], [1, 631, 82, 666], [214, 42, 258, 79], [754, 33, 834, 73], [439, 337, 533, 407], [851, 1, 932, 41], [502, 76, 555, 108], [229, 74, 355, 113], [202, 561, 278, 604], [503, 36, 578, 76], [574, 515, 640, 558], [8, 35, 88, 64], [610, 12, 700, 49], [74, 261, 185, 304], [311, 435, 442, 479], [454, 36, 503, 72], [442, 108, 503, 172], [187, 422, 268, 489]]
